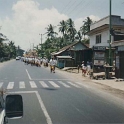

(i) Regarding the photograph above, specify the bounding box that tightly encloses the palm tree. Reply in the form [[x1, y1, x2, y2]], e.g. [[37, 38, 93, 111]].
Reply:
[[66, 18, 77, 42], [80, 17, 93, 38], [75, 31, 82, 41], [58, 20, 67, 37], [46, 24, 58, 40]]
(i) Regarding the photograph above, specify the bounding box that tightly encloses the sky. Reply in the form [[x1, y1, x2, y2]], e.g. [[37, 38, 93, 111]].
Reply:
[[0, 0, 124, 51]]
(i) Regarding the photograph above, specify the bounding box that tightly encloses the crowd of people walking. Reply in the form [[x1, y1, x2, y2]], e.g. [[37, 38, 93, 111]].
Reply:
[[21, 57, 57, 73]]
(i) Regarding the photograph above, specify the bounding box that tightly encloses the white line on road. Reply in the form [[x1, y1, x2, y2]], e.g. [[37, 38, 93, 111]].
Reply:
[[9, 91, 53, 124], [35, 91, 53, 124], [7, 82, 14, 89], [67, 81, 81, 88], [26, 69, 32, 80], [75, 82, 90, 89], [39, 81, 49, 88], [0, 82, 3, 88], [29, 81, 37, 88], [49, 81, 60, 88], [58, 81, 70, 88], [32, 79, 70, 81], [19, 81, 25, 88]]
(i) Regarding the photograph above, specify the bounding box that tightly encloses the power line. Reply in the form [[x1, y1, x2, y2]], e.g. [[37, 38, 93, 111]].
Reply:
[[60, 0, 72, 13], [67, 0, 84, 15], [64, 0, 79, 14], [74, 0, 94, 18]]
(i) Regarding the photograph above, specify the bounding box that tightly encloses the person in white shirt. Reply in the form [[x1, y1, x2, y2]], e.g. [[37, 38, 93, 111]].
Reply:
[[49, 58, 56, 73], [81, 61, 87, 76]]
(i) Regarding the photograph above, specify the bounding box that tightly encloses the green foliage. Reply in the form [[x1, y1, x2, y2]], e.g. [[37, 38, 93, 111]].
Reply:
[[0, 40, 17, 59], [36, 17, 92, 58]]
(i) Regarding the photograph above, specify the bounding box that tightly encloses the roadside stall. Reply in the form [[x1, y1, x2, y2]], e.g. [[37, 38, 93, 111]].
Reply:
[[92, 46, 106, 79]]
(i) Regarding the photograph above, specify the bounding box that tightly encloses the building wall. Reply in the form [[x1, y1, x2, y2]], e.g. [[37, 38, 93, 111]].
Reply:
[[91, 15, 124, 30], [74, 42, 87, 50], [90, 30, 110, 48]]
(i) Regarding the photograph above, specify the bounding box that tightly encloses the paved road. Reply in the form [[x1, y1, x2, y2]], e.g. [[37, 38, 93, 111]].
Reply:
[[0, 60, 124, 124]]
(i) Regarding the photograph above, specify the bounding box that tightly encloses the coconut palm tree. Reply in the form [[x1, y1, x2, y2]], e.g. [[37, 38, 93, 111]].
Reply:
[[66, 18, 77, 42], [80, 17, 93, 38], [75, 31, 82, 41], [58, 20, 67, 37], [46, 24, 58, 40]]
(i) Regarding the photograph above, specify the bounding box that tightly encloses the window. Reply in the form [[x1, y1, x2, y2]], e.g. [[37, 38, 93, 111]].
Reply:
[[96, 34, 101, 44]]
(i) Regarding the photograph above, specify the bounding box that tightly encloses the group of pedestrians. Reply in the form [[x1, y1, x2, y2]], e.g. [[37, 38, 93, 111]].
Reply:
[[21, 56, 57, 73], [21, 57, 48, 67], [81, 61, 92, 76]]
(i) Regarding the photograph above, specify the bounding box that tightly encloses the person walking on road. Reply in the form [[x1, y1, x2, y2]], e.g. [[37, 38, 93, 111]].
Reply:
[[81, 61, 87, 76]]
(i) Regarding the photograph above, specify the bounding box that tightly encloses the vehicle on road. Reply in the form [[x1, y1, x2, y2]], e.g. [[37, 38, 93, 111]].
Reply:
[[0, 92, 23, 124], [16, 57, 20, 60]]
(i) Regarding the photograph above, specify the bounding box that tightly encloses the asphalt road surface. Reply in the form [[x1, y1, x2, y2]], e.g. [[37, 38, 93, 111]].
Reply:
[[0, 60, 124, 124]]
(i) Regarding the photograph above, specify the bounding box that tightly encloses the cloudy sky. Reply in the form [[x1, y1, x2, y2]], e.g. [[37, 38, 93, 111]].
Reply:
[[0, 0, 124, 50]]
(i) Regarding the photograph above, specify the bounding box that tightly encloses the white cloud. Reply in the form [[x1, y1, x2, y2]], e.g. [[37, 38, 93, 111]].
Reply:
[[0, 0, 68, 50], [0, 0, 100, 50]]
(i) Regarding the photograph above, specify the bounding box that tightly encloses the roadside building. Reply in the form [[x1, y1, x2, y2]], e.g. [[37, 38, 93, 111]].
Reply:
[[51, 41, 91, 68], [88, 15, 124, 73]]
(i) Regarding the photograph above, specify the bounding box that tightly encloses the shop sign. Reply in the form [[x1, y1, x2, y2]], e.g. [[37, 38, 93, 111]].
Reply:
[[94, 60, 105, 66], [94, 52, 105, 60]]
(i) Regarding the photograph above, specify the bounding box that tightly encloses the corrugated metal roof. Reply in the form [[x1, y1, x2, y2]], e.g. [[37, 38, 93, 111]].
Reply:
[[52, 41, 89, 55]]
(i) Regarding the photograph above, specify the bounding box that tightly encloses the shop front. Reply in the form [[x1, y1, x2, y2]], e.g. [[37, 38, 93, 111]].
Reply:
[[92, 46, 106, 73]]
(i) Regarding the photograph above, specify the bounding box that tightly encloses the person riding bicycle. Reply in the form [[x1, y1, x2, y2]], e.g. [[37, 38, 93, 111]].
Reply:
[[49, 58, 56, 73]]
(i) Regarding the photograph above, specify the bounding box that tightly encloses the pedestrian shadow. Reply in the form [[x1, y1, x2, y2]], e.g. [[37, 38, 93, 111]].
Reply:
[[41, 88, 58, 91]]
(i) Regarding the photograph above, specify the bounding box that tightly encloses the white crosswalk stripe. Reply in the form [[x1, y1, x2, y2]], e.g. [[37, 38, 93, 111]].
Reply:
[[7, 82, 14, 89], [58, 81, 70, 88], [67, 81, 81, 88], [0, 82, 3, 88], [19, 81, 25, 88], [39, 81, 49, 88], [49, 81, 60, 88], [0, 80, 84, 89], [29, 81, 37, 88]]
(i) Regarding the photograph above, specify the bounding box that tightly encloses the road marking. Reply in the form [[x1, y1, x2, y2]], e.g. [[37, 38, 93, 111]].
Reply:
[[39, 81, 49, 88], [9, 91, 53, 124], [29, 81, 37, 88], [67, 81, 80, 88], [58, 81, 70, 88], [7, 82, 14, 89], [49, 81, 60, 88], [19, 81, 25, 88], [35, 91, 53, 124], [32, 79, 70, 81], [75, 82, 90, 88], [0, 82, 3, 88], [26, 69, 32, 80]]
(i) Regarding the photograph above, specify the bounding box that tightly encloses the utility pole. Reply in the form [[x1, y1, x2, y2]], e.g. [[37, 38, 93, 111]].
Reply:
[[109, 0, 112, 65], [39, 34, 42, 45]]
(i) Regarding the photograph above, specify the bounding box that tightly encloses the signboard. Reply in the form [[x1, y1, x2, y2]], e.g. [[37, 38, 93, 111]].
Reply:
[[94, 60, 104, 66], [116, 56, 119, 69], [94, 52, 105, 60], [93, 46, 106, 51]]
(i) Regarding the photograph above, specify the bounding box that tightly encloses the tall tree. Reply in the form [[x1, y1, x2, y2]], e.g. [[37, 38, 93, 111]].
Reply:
[[80, 17, 93, 38], [46, 24, 58, 40], [58, 20, 67, 37], [66, 18, 77, 42]]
